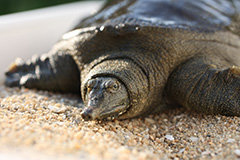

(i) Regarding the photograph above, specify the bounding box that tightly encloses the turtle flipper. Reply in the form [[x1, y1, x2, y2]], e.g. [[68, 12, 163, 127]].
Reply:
[[166, 58, 240, 116], [5, 53, 80, 93]]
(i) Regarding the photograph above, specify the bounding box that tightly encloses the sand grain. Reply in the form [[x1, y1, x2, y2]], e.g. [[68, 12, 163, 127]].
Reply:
[[0, 85, 240, 159]]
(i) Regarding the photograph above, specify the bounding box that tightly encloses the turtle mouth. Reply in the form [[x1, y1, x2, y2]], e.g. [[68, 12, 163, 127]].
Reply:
[[81, 104, 130, 121], [99, 104, 130, 120]]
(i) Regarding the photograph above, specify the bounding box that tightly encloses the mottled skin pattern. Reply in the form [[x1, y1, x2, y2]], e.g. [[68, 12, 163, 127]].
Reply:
[[5, 0, 240, 120]]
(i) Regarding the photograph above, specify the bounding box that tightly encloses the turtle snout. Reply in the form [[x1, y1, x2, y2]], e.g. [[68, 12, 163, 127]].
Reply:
[[81, 108, 93, 120], [81, 106, 99, 120]]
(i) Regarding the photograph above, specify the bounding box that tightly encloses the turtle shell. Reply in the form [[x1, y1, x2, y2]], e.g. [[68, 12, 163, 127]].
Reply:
[[75, 0, 240, 34]]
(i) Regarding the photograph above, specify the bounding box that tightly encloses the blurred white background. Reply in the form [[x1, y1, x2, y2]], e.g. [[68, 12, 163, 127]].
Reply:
[[0, 1, 103, 82]]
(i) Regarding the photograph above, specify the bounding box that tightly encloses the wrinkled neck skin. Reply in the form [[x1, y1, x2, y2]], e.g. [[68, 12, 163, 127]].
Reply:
[[81, 56, 150, 119]]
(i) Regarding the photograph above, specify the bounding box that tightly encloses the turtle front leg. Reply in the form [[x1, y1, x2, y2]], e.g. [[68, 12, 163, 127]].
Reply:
[[5, 52, 80, 93], [166, 58, 240, 116]]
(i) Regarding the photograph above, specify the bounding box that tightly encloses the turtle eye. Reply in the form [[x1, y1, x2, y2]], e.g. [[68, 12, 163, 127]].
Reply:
[[105, 80, 119, 92], [87, 79, 96, 92], [112, 83, 119, 91]]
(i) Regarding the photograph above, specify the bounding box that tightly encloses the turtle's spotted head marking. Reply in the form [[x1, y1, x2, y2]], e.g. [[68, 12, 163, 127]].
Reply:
[[81, 77, 130, 120]]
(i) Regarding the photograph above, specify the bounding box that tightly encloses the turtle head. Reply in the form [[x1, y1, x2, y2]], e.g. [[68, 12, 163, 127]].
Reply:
[[81, 77, 130, 120]]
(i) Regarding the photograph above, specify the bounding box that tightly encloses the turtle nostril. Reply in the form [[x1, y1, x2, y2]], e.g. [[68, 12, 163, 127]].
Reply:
[[81, 108, 94, 121], [81, 113, 93, 121]]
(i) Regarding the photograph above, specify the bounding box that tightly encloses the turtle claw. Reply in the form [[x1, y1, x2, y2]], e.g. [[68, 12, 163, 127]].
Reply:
[[5, 58, 35, 88], [5, 72, 21, 87], [6, 58, 26, 73]]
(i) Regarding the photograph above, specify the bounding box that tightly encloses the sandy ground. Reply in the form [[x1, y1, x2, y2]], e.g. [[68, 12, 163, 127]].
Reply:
[[0, 85, 240, 160]]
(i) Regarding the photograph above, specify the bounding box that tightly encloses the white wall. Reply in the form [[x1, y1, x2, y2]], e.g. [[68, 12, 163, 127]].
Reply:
[[0, 1, 103, 83]]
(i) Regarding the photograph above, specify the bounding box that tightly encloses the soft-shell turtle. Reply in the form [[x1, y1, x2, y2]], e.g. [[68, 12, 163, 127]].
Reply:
[[5, 0, 240, 120]]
